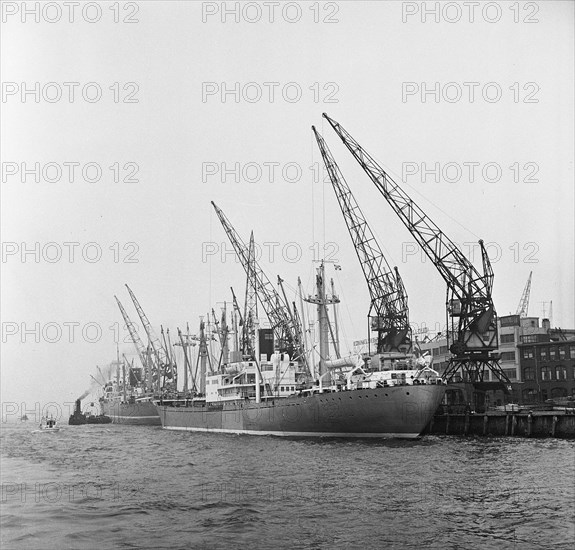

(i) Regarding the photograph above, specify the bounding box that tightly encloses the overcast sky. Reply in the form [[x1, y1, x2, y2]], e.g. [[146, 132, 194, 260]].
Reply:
[[1, 1, 573, 414]]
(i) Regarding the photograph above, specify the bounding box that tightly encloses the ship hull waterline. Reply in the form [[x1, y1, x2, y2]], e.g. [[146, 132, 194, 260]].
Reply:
[[155, 384, 446, 439], [101, 399, 161, 426]]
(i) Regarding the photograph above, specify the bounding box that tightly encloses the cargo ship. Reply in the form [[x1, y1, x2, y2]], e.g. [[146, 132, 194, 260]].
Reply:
[[156, 358, 445, 438], [101, 395, 160, 425], [99, 358, 161, 425], [155, 261, 445, 438]]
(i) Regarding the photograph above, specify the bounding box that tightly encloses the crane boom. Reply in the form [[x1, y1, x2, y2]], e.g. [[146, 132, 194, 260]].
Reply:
[[114, 296, 152, 371], [321, 113, 509, 389], [322, 114, 490, 301], [322, 113, 497, 353], [516, 271, 533, 317], [211, 201, 304, 360], [125, 285, 168, 363], [313, 126, 411, 353], [125, 284, 170, 389]]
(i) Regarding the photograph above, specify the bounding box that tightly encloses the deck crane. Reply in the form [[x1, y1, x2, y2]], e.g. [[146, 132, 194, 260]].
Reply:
[[313, 126, 411, 354], [322, 113, 510, 388], [211, 201, 306, 363], [125, 284, 172, 390], [114, 296, 154, 392], [516, 271, 533, 317]]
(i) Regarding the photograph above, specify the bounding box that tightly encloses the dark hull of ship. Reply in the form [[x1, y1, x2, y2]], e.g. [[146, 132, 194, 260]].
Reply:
[[155, 384, 445, 438], [101, 399, 161, 426]]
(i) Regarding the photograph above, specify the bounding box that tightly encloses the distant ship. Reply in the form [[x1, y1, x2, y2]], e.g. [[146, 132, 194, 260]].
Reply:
[[100, 395, 160, 425], [99, 359, 161, 425]]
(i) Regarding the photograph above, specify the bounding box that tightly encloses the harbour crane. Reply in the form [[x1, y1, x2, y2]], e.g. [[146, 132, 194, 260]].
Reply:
[[125, 284, 172, 390], [114, 295, 154, 392], [516, 271, 533, 317], [313, 126, 411, 354], [322, 113, 510, 388], [211, 201, 306, 362]]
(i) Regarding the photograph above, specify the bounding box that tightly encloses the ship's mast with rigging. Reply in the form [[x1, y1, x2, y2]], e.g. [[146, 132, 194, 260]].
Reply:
[[304, 261, 339, 381], [211, 201, 306, 364]]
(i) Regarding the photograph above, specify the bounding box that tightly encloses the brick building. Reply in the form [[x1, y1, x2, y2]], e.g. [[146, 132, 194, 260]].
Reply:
[[517, 337, 575, 403], [417, 315, 575, 405]]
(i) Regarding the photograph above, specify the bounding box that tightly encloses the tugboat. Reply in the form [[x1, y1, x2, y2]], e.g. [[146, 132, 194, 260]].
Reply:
[[68, 398, 112, 425]]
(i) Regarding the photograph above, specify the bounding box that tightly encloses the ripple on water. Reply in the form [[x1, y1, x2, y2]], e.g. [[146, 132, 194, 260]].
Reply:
[[1, 423, 574, 549]]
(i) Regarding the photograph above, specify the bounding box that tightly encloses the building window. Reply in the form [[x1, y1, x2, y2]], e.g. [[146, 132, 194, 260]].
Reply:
[[539, 347, 548, 360], [551, 388, 568, 399], [570, 346, 575, 360], [503, 369, 517, 380], [541, 366, 552, 381], [550, 347, 556, 360], [439, 346, 448, 354], [555, 366, 567, 380], [522, 335, 538, 344], [500, 334, 515, 344], [523, 367, 535, 381], [501, 351, 516, 361], [522, 388, 538, 403], [522, 348, 534, 359], [559, 347, 566, 360]]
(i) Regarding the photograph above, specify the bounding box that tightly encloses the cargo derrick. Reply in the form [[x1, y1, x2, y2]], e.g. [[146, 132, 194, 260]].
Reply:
[[313, 126, 411, 355], [125, 284, 173, 391], [322, 113, 510, 389], [114, 296, 154, 392], [211, 202, 306, 365]]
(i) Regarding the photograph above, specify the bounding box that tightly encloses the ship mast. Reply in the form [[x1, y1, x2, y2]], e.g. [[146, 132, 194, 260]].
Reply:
[[304, 261, 339, 382], [195, 317, 210, 395], [330, 278, 341, 359]]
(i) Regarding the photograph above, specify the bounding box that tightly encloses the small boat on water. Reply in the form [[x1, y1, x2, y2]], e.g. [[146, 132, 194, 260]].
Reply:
[[37, 416, 60, 432]]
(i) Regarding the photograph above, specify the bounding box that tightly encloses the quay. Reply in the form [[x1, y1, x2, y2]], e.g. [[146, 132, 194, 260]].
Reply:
[[425, 410, 575, 438]]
